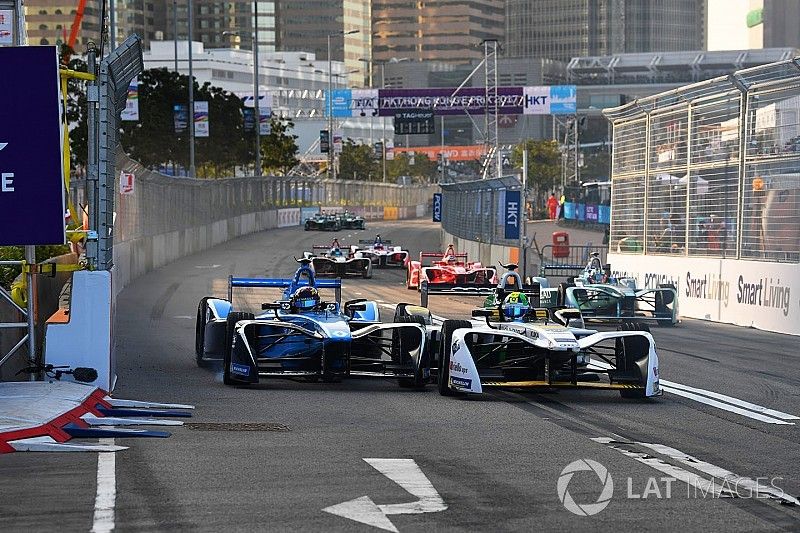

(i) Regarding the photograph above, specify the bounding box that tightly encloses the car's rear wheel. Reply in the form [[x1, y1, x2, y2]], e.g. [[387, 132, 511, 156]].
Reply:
[[223, 312, 254, 385], [395, 315, 428, 389], [438, 319, 472, 396]]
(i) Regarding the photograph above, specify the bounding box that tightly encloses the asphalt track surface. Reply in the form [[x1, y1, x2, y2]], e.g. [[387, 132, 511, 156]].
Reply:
[[2, 219, 800, 532]]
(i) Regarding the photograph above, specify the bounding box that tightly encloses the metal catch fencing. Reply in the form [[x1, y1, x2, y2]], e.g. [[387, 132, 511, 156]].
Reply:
[[69, 154, 437, 245], [440, 176, 523, 247], [536, 244, 608, 280], [605, 57, 800, 263]]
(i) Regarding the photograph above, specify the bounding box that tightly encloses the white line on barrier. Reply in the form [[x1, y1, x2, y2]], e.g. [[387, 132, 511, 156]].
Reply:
[[90, 438, 116, 533]]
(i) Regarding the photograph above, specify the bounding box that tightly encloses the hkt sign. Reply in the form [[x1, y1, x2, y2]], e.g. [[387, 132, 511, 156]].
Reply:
[[0, 46, 65, 245]]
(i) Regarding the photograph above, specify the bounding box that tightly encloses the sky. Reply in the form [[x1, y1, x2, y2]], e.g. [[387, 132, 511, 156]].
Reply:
[[706, 0, 756, 51]]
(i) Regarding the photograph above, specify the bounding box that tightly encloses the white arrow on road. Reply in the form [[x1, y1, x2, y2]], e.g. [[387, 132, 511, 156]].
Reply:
[[0, 143, 7, 151], [323, 458, 447, 532]]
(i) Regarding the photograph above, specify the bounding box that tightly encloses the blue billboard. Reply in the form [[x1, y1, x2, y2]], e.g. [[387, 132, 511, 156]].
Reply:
[[0, 46, 65, 245], [504, 190, 521, 240], [432, 193, 442, 222]]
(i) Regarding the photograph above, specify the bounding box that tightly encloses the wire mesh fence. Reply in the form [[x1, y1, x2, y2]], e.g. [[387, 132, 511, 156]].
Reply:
[[605, 57, 800, 263], [69, 155, 436, 243], [440, 176, 522, 247]]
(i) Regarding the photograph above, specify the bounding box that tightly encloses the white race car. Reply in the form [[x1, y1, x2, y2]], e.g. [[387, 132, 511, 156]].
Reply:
[[355, 234, 410, 268]]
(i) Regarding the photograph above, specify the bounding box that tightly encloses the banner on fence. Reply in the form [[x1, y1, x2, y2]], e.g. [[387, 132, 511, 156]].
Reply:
[[432, 193, 442, 222], [504, 190, 521, 240]]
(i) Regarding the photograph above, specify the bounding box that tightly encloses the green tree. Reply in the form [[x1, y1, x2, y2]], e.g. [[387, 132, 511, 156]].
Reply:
[[260, 118, 299, 175], [387, 152, 438, 183], [121, 68, 190, 170], [61, 48, 89, 168], [339, 140, 379, 180], [511, 139, 562, 211], [580, 150, 611, 182]]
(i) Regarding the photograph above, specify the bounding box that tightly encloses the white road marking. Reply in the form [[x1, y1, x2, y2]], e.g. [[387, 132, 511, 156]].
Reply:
[[591, 437, 729, 497], [171, 315, 194, 320], [634, 441, 800, 505], [323, 458, 447, 532], [91, 438, 117, 533], [659, 379, 800, 421], [587, 360, 796, 425], [194, 264, 221, 269]]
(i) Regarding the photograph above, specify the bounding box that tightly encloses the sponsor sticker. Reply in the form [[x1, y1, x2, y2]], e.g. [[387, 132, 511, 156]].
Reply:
[[230, 363, 250, 376], [450, 376, 472, 390]]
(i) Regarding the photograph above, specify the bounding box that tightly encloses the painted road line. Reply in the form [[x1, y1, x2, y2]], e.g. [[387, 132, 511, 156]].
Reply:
[[659, 380, 800, 421], [587, 359, 795, 425], [660, 385, 793, 425], [323, 458, 447, 532], [90, 438, 116, 533], [591, 437, 731, 498], [635, 441, 800, 505]]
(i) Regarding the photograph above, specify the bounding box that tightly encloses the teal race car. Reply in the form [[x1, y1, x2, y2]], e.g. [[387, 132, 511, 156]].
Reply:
[[539, 253, 679, 326]]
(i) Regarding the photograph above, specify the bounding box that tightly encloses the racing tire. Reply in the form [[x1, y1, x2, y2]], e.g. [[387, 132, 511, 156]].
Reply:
[[438, 319, 472, 396], [395, 315, 428, 389], [616, 322, 649, 399], [223, 312, 254, 386], [195, 298, 211, 368], [558, 282, 575, 307]]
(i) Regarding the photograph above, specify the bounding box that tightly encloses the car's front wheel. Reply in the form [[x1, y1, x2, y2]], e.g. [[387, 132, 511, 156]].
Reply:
[[223, 312, 254, 385], [438, 319, 472, 396]]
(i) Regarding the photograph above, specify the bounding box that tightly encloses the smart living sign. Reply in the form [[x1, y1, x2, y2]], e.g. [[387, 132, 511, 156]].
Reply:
[[608, 253, 800, 336], [327, 86, 577, 117], [0, 46, 65, 245]]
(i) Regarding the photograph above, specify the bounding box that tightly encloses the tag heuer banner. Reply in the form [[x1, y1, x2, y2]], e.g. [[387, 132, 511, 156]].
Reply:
[[326, 86, 576, 117]]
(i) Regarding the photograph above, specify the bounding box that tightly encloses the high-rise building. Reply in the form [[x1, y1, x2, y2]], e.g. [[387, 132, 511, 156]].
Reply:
[[274, 1, 371, 87], [24, 0, 101, 48], [160, 0, 276, 54], [371, 0, 504, 65], [505, 0, 706, 62], [762, 0, 800, 48]]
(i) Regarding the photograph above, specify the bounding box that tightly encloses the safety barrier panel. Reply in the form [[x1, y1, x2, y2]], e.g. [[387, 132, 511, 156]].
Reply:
[[537, 244, 608, 279]]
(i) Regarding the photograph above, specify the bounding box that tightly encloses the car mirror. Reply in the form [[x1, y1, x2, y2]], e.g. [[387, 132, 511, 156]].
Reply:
[[471, 308, 493, 318], [262, 302, 281, 310], [347, 303, 367, 311]]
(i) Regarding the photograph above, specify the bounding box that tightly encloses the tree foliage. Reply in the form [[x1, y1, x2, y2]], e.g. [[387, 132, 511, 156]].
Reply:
[[339, 141, 380, 180], [260, 119, 299, 175], [387, 152, 438, 183], [511, 139, 562, 211]]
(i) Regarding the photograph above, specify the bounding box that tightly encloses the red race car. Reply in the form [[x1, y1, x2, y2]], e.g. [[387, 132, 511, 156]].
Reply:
[[406, 245, 497, 290]]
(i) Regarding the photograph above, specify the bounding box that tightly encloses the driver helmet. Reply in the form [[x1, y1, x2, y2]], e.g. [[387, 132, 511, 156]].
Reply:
[[502, 291, 530, 320], [290, 286, 320, 312], [330, 247, 343, 257], [373, 234, 384, 249], [444, 244, 457, 264]]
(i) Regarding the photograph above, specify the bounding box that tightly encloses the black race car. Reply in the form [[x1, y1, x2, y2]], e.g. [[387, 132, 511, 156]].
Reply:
[[304, 213, 341, 231], [337, 211, 366, 230]]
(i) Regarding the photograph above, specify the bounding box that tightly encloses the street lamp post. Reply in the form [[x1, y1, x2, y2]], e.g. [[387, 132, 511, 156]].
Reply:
[[188, 0, 195, 177], [173, 0, 178, 72], [375, 57, 409, 183], [327, 29, 359, 180], [253, 2, 261, 176]]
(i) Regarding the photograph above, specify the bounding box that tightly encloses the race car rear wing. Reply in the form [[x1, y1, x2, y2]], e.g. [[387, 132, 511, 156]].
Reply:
[[228, 277, 342, 303], [359, 239, 392, 245], [420, 280, 542, 308], [418, 252, 468, 265]]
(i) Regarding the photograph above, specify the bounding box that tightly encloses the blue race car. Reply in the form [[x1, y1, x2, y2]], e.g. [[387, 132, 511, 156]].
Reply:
[[195, 259, 429, 387]]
